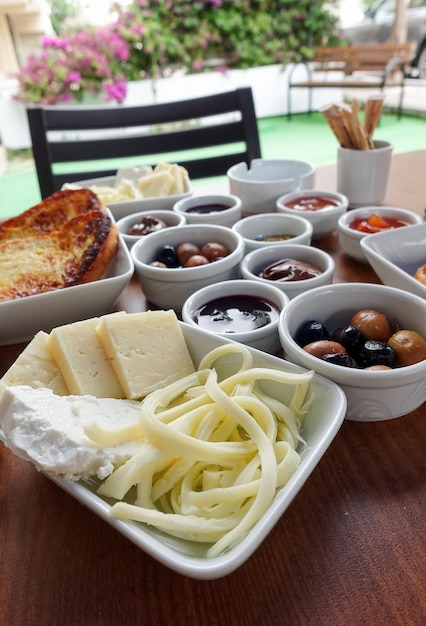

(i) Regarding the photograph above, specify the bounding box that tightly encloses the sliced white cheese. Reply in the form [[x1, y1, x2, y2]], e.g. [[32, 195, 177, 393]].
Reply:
[[96, 310, 195, 400], [136, 171, 175, 197], [0, 385, 142, 481], [48, 314, 125, 398], [0, 331, 68, 396]]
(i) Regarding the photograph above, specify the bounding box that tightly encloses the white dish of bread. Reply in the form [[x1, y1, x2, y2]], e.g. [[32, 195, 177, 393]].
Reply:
[[0, 189, 133, 345], [69, 163, 193, 220], [0, 312, 346, 579]]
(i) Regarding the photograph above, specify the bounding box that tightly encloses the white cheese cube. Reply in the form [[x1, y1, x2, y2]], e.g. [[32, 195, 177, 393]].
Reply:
[[97, 310, 195, 400], [1, 331, 68, 396], [48, 314, 125, 398]]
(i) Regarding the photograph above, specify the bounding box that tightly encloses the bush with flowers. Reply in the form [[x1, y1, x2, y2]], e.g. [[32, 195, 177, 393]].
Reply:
[[15, 0, 342, 105], [110, 0, 343, 80], [15, 28, 130, 105]]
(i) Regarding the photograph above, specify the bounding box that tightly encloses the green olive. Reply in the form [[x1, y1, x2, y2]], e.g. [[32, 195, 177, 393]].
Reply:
[[388, 330, 426, 366], [350, 309, 392, 342]]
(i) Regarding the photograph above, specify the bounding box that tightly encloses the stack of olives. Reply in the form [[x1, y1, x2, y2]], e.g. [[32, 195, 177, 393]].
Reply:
[[150, 241, 230, 269], [296, 309, 426, 370]]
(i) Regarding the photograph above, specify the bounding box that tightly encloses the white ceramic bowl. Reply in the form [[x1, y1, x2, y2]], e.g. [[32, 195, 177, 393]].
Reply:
[[72, 172, 193, 220], [0, 237, 133, 345], [227, 158, 316, 215], [240, 243, 335, 300], [338, 205, 423, 264], [182, 279, 289, 354], [131, 224, 244, 310], [37, 322, 346, 579], [117, 210, 186, 250], [232, 212, 313, 253], [276, 189, 349, 240], [278, 282, 426, 422], [360, 221, 426, 298], [173, 194, 242, 227]]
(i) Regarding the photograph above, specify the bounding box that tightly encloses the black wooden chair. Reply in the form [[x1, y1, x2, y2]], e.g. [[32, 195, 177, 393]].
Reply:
[[26, 87, 262, 198]]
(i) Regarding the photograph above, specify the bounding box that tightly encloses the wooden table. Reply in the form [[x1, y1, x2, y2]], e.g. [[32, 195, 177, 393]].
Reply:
[[1, 151, 425, 626]]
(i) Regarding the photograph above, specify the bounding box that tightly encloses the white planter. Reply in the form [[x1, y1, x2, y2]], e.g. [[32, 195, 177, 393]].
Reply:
[[125, 64, 342, 119]]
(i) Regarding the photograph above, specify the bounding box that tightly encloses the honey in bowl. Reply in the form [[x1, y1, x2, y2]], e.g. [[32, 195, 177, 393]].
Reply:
[[284, 196, 339, 211], [192, 294, 280, 333]]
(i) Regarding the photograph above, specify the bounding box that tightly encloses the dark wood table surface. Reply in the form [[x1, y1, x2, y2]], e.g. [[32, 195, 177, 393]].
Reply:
[[1, 151, 425, 626]]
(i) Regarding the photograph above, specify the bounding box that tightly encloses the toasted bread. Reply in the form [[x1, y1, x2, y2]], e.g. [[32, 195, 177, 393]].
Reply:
[[0, 189, 103, 242], [0, 211, 119, 302]]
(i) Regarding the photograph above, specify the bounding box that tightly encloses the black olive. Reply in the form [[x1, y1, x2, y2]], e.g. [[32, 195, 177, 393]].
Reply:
[[322, 352, 359, 368], [330, 325, 363, 357], [296, 320, 329, 347], [357, 340, 396, 368], [157, 245, 179, 268]]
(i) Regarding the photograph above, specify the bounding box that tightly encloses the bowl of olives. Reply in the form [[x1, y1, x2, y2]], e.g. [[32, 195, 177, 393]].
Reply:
[[278, 282, 426, 421], [117, 209, 187, 250], [131, 223, 245, 310]]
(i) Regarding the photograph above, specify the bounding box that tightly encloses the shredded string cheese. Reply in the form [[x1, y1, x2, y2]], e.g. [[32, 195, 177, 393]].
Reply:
[[85, 344, 314, 558]]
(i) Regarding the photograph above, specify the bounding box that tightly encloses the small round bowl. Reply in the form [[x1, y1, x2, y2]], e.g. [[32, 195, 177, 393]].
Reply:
[[182, 279, 289, 354], [232, 212, 313, 253], [240, 243, 335, 300], [130, 223, 244, 311], [278, 282, 426, 422], [276, 189, 349, 239], [117, 210, 186, 250], [338, 205, 423, 264], [227, 158, 316, 215], [173, 194, 242, 227]]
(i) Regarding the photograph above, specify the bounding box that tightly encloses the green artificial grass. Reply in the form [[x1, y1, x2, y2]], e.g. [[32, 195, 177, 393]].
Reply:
[[1, 112, 425, 219]]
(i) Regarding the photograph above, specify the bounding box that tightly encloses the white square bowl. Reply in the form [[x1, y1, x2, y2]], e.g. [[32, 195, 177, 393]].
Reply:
[[11, 323, 346, 580], [0, 237, 134, 345], [74, 174, 193, 220], [360, 222, 426, 298]]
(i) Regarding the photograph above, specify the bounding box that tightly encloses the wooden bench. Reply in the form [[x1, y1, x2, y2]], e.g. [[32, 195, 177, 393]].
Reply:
[[287, 42, 416, 120]]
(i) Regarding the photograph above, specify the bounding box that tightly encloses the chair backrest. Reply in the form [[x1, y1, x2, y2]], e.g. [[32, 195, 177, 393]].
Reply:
[[27, 87, 262, 198]]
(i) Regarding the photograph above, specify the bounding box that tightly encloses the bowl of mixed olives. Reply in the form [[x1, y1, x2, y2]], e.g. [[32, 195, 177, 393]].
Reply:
[[278, 282, 426, 421], [130, 223, 245, 310]]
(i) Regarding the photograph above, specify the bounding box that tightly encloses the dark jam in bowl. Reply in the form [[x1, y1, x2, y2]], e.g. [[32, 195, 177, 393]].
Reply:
[[284, 196, 339, 211], [259, 258, 322, 282], [185, 203, 231, 214], [192, 295, 280, 334]]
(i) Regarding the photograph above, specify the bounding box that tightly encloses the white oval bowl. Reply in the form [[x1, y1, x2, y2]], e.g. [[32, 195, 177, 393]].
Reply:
[[227, 158, 316, 215], [232, 212, 313, 253], [173, 194, 242, 227], [182, 279, 289, 354], [338, 205, 423, 264], [117, 209, 186, 250], [131, 224, 244, 311], [240, 243, 335, 300], [360, 221, 426, 298], [276, 189, 349, 239], [278, 282, 426, 422]]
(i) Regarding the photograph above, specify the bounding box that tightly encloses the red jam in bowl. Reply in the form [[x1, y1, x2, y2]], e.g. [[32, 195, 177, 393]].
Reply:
[[284, 196, 339, 211], [349, 213, 410, 233], [192, 295, 280, 333], [259, 258, 322, 282]]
